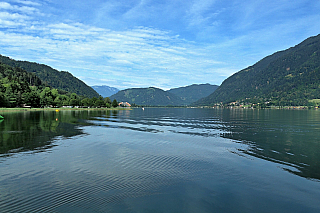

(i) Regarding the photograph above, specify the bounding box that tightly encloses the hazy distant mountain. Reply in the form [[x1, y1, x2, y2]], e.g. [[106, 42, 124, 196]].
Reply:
[[91, 85, 119, 97], [110, 84, 219, 106], [110, 87, 184, 106], [0, 55, 99, 98], [168, 84, 219, 105], [195, 34, 320, 106]]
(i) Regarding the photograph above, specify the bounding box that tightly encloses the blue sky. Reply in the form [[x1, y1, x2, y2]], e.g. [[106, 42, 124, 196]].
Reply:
[[0, 0, 319, 90]]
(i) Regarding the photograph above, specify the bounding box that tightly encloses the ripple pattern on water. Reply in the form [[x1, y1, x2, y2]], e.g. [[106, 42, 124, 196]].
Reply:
[[1, 108, 320, 212]]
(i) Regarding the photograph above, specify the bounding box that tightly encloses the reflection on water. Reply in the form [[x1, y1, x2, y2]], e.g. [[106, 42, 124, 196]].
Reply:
[[92, 108, 320, 180], [0, 110, 111, 157], [218, 109, 320, 180], [0, 108, 320, 213]]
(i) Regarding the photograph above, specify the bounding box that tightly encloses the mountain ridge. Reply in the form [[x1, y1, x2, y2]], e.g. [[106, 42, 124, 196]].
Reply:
[[110, 87, 184, 106], [110, 84, 218, 106], [168, 83, 218, 105], [194, 34, 320, 106], [91, 85, 119, 97], [0, 55, 99, 98]]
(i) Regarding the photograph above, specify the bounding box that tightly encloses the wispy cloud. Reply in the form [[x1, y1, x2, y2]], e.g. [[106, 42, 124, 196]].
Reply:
[[0, 1, 41, 14], [0, 10, 225, 89], [13, 0, 41, 6]]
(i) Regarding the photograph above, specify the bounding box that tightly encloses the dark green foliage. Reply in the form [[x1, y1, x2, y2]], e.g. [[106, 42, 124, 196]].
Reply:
[[168, 84, 218, 105], [112, 99, 118, 108], [94, 96, 105, 107], [195, 34, 320, 106], [0, 62, 43, 107], [0, 55, 99, 98], [110, 87, 184, 106], [24, 91, 41, 107], [0, 92, 7, 107]]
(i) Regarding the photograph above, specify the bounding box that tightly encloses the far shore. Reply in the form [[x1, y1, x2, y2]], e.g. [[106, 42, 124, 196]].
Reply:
[[1, 106, 318, 113], [0, 107, 131, 112]]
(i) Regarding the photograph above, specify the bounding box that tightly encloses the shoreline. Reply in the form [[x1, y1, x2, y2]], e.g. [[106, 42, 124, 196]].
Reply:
[[1, 106, 318, 113], [0, 107, 131, 112]]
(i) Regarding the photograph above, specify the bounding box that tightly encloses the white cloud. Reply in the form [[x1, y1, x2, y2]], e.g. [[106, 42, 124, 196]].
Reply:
[[0, 1, 42, 16], [14, 0, 41, 6], [0, 13, 227, 89]]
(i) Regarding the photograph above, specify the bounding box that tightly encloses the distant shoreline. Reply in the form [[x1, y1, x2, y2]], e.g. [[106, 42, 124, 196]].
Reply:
[[1, 106, 318, 113], [197, 106, 319, 110], [0, 107, 131, 112]]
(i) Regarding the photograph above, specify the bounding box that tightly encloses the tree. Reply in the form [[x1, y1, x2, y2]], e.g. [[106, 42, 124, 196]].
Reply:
[[94, 96, 105, 107], [69, 99, 78, 107], [24, 91, 40, 107], [40, 87, 53, 106], [81, 98, 90, 107], [0, 92, 8, 107], [104, 97, 112, 105], [51, 88, 59, 100], [112, 99, 118, 108]]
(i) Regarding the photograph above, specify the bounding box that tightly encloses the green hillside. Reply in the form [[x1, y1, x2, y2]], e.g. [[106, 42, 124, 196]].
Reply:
[[0, 55, 99, 98], [168, 84, 218, 105], [110, 87, 184, 106], [0, 62, 112, 108], [195, 34, 320, 106]]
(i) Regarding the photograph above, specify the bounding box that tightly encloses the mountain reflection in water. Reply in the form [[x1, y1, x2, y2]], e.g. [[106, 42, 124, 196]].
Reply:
[[0, 108, 319, 213], [90, 108, 320, 181], [0, 110, 109, 157]]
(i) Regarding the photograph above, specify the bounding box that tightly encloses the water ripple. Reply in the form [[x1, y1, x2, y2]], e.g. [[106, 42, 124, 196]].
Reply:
[[1, 108, 320, 212]]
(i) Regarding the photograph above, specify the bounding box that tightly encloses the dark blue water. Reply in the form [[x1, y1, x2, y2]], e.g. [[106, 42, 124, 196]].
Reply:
[[0, 108, 320, 212]]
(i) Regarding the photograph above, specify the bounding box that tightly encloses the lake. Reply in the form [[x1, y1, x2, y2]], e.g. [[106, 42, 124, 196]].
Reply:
[[0, 108, 320, 212]]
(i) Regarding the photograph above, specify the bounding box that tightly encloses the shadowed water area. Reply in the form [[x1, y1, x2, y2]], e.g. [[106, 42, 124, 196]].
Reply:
[[0, 108, 319, 212]]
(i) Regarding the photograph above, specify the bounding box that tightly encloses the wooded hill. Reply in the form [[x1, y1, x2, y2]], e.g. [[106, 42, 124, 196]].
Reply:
[[195, 34, 320, 106], [110, 87, 183, 106], [168, 84, 218, 105], [0, 62, 114, 108], [110, 84, 218, 106], [0, 55, 99, 98]]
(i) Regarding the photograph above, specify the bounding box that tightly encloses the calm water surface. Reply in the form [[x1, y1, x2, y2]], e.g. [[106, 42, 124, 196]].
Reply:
[[0, 108, 319, 212]]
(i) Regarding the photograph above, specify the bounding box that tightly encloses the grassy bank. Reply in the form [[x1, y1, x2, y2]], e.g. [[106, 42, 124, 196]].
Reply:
[[0, 107, 131, 112]]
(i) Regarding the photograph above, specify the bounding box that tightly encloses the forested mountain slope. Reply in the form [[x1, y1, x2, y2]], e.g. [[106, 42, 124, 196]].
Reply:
[[0, 55, 99, 98], [168, 84, 218, 105], [110, 87, 184, 106], [195, 34, 320, 106]]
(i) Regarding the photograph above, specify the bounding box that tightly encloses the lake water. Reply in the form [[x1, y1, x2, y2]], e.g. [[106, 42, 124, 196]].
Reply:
[[0, 108, 320, 212]]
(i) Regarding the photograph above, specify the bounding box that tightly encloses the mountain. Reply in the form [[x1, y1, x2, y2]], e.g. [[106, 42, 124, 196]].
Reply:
[[195, 34, 320, 106], [168, 84, 219, 105], [91, 85, 119, 97], [110, 87, 184, 106], [0, 55, 99, 98]]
